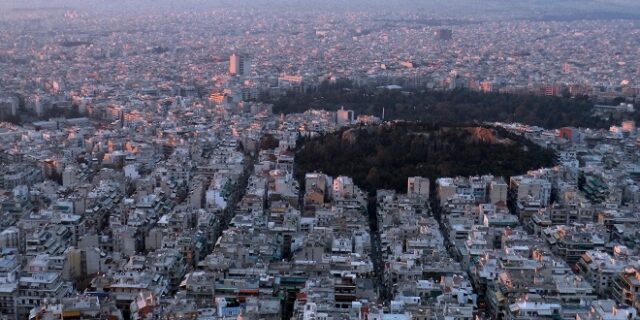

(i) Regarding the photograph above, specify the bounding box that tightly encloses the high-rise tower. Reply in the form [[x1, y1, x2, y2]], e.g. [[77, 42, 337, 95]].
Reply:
[[229, 53, 251, 76]]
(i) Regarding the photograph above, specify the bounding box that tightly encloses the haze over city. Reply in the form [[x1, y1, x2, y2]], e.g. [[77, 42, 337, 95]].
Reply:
[[0, 1, 639, 320]]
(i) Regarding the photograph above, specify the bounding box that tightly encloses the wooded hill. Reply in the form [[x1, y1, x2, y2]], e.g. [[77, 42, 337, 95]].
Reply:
[[295, 122, 556, 194], [269, 85, 619, 129]]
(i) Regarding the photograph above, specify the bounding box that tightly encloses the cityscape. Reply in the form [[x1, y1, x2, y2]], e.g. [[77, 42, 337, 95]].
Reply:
[[0, 0, 640, 319]]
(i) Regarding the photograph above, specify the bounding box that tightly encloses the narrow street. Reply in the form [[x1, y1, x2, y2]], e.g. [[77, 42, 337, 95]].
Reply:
[[367, 196, 389, 303], [213, 154, 255, 243]]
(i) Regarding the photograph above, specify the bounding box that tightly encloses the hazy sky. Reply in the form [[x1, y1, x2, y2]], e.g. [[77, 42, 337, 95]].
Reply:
[[0, 0, 639, 20]]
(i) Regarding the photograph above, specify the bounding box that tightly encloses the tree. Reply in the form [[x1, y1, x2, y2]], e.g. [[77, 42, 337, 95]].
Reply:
[[266, 84, 615, 129], [260, 134, 280, 150], [294, 123, 556, 194]]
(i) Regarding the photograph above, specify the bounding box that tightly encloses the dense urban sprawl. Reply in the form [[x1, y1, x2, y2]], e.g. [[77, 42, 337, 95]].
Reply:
[[0, 2, 639, 320]]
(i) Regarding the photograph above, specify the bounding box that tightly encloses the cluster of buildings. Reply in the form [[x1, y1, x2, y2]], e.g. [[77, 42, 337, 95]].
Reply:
[[0, 95, 272, 318], [1, 5, 640, 124], [0, 50, 380, 319], [0, 79, 638, 320], [0, 2, 639, 320]]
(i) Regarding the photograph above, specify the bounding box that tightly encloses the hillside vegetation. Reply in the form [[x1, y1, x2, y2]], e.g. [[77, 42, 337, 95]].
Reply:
[[269, 86, 615, 129], [295, 122, 556, 193]]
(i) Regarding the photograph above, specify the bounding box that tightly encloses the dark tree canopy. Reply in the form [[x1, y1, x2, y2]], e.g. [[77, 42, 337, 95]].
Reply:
[[295, 122, 556, 194], [267, 85, 619, 129], [259, 134, 280, 150]]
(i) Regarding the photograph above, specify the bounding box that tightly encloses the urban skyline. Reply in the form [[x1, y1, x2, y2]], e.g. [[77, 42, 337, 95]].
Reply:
[[0, 1, 639, 320]]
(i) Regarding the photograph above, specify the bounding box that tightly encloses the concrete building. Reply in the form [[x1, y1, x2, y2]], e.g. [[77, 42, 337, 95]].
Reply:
[[336, 107, 355, 126], [407, 177, 430, 199], [612, 267, 640, 312], [229, 53, 251, 76]]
